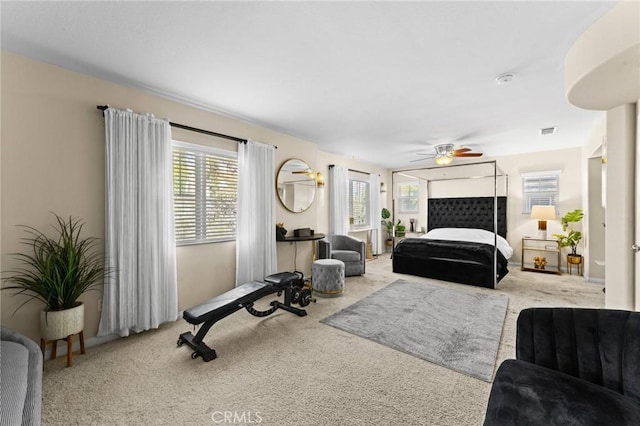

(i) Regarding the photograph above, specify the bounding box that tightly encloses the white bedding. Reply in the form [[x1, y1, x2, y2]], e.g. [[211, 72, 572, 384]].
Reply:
[[420, 228, 513, 260]]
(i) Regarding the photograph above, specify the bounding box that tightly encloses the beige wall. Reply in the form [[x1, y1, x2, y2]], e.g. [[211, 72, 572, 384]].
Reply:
[[0, 50, 598, 344], [0, 51, 385, 343], [315, 151, 391, 248]]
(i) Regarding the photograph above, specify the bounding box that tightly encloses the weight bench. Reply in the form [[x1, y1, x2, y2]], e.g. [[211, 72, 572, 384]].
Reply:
[[177, 272, 311, 362]]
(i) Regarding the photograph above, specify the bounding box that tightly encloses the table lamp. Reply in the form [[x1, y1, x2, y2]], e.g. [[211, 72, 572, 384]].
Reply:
[[530, 205, 556, 239]]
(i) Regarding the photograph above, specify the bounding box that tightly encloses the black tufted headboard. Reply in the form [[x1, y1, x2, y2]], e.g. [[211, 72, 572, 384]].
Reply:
[[427, 196, 507, 238]]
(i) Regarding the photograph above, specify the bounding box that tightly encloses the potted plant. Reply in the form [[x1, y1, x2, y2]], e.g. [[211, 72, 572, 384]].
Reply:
[[381, 208, 394, 247], [395, 220, 406, 237], [552, 209, 584, 265], [2, 214, 107, 342]]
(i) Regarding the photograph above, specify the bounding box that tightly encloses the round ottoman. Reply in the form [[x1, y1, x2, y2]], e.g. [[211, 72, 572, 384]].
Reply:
[[312, 259, 345, 297]]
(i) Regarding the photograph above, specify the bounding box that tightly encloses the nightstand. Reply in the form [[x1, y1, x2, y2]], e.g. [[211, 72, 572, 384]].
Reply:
[[521, 238, 561, 275]]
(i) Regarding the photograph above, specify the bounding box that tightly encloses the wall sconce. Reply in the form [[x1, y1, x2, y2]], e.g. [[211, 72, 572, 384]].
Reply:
[[380, 182, 387, 193], [316, 172, 325, 187], [530, 205, 556, 239]]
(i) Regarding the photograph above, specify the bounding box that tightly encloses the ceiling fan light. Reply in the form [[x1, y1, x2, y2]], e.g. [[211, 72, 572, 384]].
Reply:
[[435, 155, 453, 165], [434, 143, 454, 156]]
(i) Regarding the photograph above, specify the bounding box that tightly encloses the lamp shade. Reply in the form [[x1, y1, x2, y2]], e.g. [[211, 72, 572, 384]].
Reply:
[[530, 205, 556, 220]]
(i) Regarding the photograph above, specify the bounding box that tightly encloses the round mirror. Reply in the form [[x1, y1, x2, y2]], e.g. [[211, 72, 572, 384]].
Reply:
[[276, 159, 317, 213]]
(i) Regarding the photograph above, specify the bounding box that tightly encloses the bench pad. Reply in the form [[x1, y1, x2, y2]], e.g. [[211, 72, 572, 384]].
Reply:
[[183, 281, 272, 325]]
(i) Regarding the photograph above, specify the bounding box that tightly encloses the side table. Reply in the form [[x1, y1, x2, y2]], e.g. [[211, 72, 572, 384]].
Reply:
[[521, 238, 561, 275]]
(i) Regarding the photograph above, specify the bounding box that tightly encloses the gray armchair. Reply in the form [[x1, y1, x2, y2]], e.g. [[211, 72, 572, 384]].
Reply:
[[318, 234, 366, 276], [1, 327, 43, 426]]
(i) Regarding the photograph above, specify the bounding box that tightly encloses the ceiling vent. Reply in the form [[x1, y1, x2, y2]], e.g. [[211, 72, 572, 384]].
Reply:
[[540, 126, 557, 136]]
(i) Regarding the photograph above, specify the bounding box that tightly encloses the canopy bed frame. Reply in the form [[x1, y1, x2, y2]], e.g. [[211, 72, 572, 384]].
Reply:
[[391, 161, 509, 289]]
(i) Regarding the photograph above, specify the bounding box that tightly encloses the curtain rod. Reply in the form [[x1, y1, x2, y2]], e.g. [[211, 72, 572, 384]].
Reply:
[[97, 105, 277, 149], [328, 164, 371, 175]]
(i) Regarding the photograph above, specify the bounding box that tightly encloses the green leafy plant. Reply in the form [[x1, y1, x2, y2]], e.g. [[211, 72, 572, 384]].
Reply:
[[381, 208, 394, 240], [395, 220, 406, 237], [2, 213, 107, 314], [552, 209, 584, 256]]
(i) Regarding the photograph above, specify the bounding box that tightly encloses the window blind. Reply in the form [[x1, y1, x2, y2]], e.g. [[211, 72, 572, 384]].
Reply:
[[349, 179, 370, 227], [173, 142, 238, 244], [522, 172, 559, 214]]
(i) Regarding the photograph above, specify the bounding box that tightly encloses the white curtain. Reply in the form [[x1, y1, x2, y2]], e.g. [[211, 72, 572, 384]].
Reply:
[[236, 140, 277, 285], [99, 108, 178, 337], [369, 174, 382, 255], [329, 165, 349, 235]]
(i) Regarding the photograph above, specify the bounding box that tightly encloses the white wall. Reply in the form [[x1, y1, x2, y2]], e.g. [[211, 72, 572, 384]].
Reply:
[[605, 103, 637, 310], [581, 116, 607, 282]]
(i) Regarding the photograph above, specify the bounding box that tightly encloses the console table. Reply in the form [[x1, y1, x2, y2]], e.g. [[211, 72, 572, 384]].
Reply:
[[277, 233, 325, 271]]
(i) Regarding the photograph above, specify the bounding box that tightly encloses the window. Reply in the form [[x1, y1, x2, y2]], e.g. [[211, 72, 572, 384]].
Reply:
[[349, 178, 370, 228], [397, 182, 419, 213], [173, 141, 238, 244], [522, 171, 560, 214]]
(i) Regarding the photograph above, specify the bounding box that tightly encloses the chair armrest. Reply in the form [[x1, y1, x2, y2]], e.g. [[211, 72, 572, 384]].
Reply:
[[1, 327, 43, 425], [318, 239, 331, 259]]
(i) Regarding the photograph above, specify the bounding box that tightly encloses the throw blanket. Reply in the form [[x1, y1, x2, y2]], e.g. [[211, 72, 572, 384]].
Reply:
[[421, 228, 513, 259]]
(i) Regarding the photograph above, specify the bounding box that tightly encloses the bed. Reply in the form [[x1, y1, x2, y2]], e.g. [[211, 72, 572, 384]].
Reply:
[[392, 196, 511, 289]]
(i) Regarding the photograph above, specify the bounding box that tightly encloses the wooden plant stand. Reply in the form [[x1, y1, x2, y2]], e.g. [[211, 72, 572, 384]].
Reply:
[[40, 331, 85, 367]]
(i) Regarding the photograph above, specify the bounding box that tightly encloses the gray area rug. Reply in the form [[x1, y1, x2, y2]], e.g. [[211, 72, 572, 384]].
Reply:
[[321, 279, 509, 381]]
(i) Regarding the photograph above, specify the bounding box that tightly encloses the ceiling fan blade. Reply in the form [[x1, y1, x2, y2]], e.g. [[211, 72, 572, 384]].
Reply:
[[453, 147, 471, 154], [409, 157, 433, 163], [455, 152, 483, 157]]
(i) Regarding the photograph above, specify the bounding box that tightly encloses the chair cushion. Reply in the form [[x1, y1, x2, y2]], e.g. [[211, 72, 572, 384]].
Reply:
[[484, 359, 640, 425], [332, 250, 361, 263]]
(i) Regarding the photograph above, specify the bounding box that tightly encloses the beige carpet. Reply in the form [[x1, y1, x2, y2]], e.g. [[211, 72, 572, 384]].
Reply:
[[42, 258, 604, 425]]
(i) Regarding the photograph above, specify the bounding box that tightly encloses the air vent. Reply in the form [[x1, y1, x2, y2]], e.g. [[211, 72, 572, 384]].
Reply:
[[540, 126, 557, 136]]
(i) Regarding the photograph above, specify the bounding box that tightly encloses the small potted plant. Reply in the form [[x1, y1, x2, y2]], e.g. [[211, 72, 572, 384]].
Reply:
[[552, 209, 584, 265], [381, 208, 394, 248], [2, 214, 107, 342], [395, 220, 406, 237]]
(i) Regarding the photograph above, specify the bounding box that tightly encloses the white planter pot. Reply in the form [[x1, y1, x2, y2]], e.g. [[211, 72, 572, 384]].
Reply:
[[40, 302, 84, 341]]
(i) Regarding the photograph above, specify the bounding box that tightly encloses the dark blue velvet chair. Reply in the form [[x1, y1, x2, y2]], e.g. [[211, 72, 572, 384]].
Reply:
[[484, 307, 640, 425]]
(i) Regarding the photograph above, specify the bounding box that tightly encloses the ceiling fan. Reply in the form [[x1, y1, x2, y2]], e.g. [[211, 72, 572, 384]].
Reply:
[[412, 143, 483, 165]]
